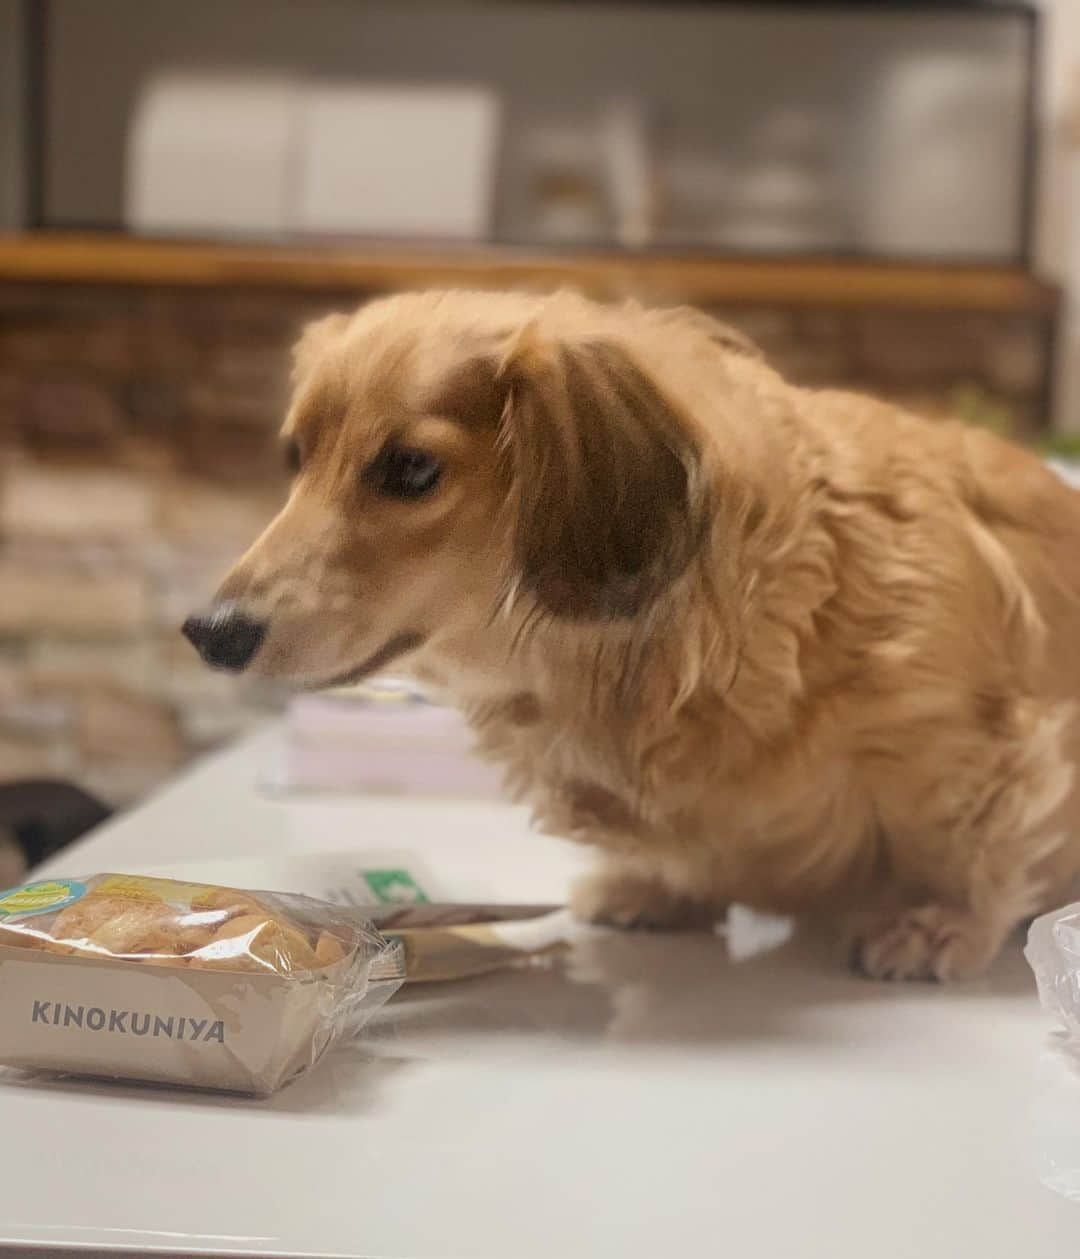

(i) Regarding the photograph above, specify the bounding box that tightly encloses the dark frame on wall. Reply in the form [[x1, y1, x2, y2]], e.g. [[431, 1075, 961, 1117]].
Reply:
[[22, 0, 46, 230]]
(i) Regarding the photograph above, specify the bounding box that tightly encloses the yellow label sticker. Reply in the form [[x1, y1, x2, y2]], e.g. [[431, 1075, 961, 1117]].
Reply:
[[0, 879, 86, 919], [94, 874, 217, 907]]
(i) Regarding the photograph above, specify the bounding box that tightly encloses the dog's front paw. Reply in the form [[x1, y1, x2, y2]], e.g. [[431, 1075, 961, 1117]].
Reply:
[[571, 868, 720, 931], [848, 905, 1002, 982]]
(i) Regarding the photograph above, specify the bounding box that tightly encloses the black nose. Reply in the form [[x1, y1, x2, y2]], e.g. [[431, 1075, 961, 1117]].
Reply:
[[182, 605, 267, 673]]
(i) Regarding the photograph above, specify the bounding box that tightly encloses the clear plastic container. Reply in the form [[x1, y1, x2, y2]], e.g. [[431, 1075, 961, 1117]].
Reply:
[[1025, 903, 1080, 1046]]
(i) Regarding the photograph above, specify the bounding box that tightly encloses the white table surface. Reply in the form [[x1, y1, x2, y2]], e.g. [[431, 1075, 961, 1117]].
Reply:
[[2, 726, 1079, 1258]]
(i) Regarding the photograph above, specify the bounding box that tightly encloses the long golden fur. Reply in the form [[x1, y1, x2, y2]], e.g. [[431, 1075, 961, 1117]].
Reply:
[[204, 289, 1080, 980]]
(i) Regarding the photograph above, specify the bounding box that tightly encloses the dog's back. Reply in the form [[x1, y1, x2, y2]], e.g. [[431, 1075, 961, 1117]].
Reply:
[[957, 423, 1080, 891], [791, 382, 1080, 902]]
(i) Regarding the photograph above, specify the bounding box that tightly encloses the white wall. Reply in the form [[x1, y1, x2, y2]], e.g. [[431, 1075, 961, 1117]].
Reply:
[[1035, 0, 1080, 430]]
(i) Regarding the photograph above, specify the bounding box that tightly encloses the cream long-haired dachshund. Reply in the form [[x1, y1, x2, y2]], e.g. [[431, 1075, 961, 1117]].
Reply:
[[183, 290, 1080, 980]]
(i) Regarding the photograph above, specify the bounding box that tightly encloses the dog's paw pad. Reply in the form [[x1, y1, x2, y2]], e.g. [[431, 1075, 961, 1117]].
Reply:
[[849, 905, 997, 982]]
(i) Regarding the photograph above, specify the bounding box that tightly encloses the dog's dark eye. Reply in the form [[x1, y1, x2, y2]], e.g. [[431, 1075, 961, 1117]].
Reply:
[[366, 446, 442, 499]]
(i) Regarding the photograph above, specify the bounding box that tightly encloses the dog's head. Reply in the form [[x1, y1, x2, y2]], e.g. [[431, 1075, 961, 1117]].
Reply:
[[182, 291, 719, 688]]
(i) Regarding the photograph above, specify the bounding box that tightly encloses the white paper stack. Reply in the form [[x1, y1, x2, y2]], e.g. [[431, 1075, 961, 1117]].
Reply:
[[296, 84, 499, 239], [127, 72, 500, 240], [127, 73, 301, 236], [263, 682, 506, 800]]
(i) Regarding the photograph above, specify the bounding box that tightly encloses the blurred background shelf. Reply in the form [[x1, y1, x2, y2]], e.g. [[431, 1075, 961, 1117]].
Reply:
[[4, 0, 1042, 261], [0, 233, 1059, 314]]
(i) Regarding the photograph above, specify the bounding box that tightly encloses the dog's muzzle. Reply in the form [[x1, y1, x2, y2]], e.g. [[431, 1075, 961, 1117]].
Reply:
[[182, 603, 267, 673]]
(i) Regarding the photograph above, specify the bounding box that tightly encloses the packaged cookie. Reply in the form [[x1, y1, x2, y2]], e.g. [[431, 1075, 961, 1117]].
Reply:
[[0, 874, 404, 1095]]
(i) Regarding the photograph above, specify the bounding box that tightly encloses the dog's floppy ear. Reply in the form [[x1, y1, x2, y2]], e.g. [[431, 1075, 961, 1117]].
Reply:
[[497, 329, 707, 620], [291, 312, 350, 384]]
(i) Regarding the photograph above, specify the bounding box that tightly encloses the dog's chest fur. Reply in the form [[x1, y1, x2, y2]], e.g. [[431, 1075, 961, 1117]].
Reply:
[[461, 657, 880, 913]]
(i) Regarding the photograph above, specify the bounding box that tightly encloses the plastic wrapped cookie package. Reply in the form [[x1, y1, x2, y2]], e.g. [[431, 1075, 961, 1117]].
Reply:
[[1025, 903, 1080, 1047], [0, 874, 404, 1095]]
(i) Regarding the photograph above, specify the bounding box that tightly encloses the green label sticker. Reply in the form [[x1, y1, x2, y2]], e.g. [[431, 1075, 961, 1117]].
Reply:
[[362, 869, 428, 905], [0, 878, 86, 920]]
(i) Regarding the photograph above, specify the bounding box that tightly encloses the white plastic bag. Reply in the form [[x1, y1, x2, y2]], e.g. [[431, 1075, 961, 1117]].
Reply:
[[1025, 903, 1080, 1044]]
